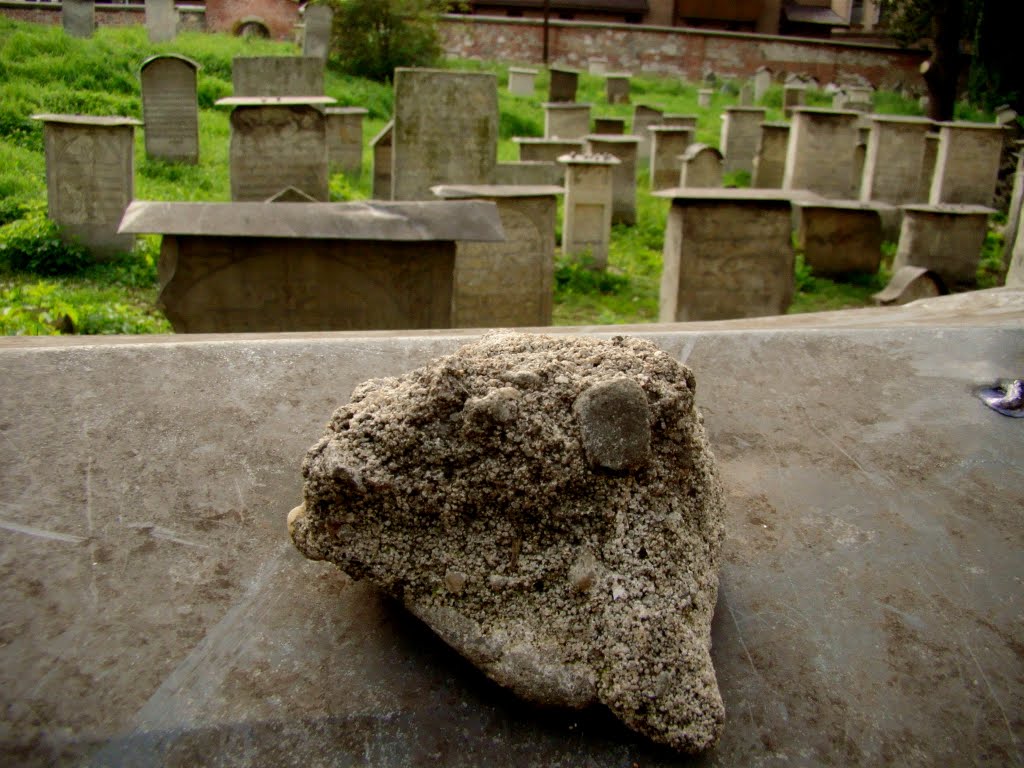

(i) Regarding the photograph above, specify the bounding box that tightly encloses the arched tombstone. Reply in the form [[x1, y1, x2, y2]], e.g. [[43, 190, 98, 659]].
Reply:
[[140, 54, 201, 165], [678, 143, 723, 188]]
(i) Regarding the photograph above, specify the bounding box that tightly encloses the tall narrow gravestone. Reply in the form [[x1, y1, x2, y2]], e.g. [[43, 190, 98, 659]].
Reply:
[[145, 0, 177, 42], [432, 184, 563, 328], [325, 106, 368, 177], [140, 55, 200, 165], [606, 74, 631, 105], [633, 104, 663, 164], [860, 115, 932, 204], [752, 122, 789, 188], [753, 66, 772, 103], [720, 106, 767, 176], [371, 120, 393, 200], [232, 57, 325, 97], [649, 125, 694, 191], [783, 107, 860, 199], [63, 0, 94, 38], [558, 153, 619, 270], [217, 96, 335, 202], [303, 5, 333, 60], [585, 134, 641, 225], [392, 69, 498, 201], [32, 114, 141, 256], [928, 122, 1006, 206]]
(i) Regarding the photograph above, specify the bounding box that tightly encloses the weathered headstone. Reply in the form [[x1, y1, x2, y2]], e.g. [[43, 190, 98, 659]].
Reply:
[[793, 200, 891, 277], [649, 125, 695, 191], [549, 66, 580, 103], [543, 102, 592, 140], [62, 0, 94, 38], [752, 121, 790, 189], [632, 104, 664, 164], [217, 96, 335, 202], [918, 131, 940, 201], [514, 137, 585, 164], [558, 152, 619, 269], [698, 89, 713, 108], [928, 121, 1006, 206], [593, 117, 625, 135], [585, 134, 641, 225], [655, 188, 795, 321], [783, 84, 806, 118], [492, 161, 563, 186], [325, 106, 368, 177], [753, 66, 772, 103], [392, 68, 498, 201], [145, 0, 177, 43], [508, 68, 538, 97], [859, 115, 932, 204], [588, 56, 608, 75], [739, 83, 754, 106], [678, 143, 723, 188], [720, 106, 767, 176], [232, 56, 324, 97], [118, 200, 504, 332], [893, 204, 995, 289], [783, 107, 860, 199], [371, 120, 393, 200], [431, 184, 563, 328], [31, 114, 141, 256], [302, 5, 333, 60], [662, 114, 698, 129], [873, 266, 946, 305], [606, 74, 630, 105], [140, 55, 200, 165]]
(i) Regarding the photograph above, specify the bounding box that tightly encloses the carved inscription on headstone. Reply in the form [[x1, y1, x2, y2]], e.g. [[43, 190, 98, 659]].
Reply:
[[141, 55, 200, 164], [232, 56, 325, 97]]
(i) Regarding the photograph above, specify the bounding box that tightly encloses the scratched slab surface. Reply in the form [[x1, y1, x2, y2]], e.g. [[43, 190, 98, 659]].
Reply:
[[0, 325, 1021, 766]]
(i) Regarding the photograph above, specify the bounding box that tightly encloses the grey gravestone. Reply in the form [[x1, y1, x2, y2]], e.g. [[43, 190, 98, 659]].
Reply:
[[662, 113, 698, 129], [1001, 141, 1024, 269], [145, 0, 177, 43], [752, 121, 790, 188], [548, 66, 580, 103], [873, 266, 946, 305], [894, 203, 995, 289], [543, 102, 591, 140], [371, 120, 394, 200], [325, 106, 368, 177], [605, 74, 630, 105], [585, 134, 641, 225], [928, 121, 1006, 206], [232, 56, 324, 97], [783, 107, 860, 199], [697, 89, 712, 108], [62, 0, 94, 38], [753, 66, 772, 103], [678, 143, 723, 188], [303, 5, 333, 60], [632, 104, 663, 163], [32, 114, 140, 256], [217, 96, 335, 202], [432, 184, 563, 328], [593, 117, 625, 135], [720, 106, 767, 176], [492, 161, 563, 186], [656, 188, 795, 321], [392, 68, 497, 201], [140, 55, 200, 165], [860, 115, 932, 204], [514, 137, 585, 164], [1007, 193, 1024, 287], [558, 152, 619, 269], [508, 68, 538, 97], [793, 200, 891, 277], [118, 200, 504, 332], [648, 125, 694, 191]]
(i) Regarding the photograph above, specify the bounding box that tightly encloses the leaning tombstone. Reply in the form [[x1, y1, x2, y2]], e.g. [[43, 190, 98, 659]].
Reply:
[[893, 203, 995, 289], [558, 152, 620, 269], [31, 114, 141, 256], [792, 199, 892, 277], [873, 266, 946, 305], [859, 115, 932, 204], [632, 104, 664, 163], [371, 120, 394, 200], [928, 121, 1006, 206], [217, 96, 335, 202], [585, 134, 642, 225], [655, 188, 795, 321], [783, 107, 860, 199], [752, 121, 790, 188], [678, 143, 723, 188], [117, 200, 504, 332], [508, 67, 538, 97], [649, 125, 695, 191], [392, 68, 498, 201], [302, 5, 333, 60], [543, 102, 592, 140], [62, 0, 94, 38], [324, 106, 368, 177], [431, 184, 563, 328], [720, 106, 767, 176], [232, 56, 325, 97], [145, 0, 177, 42], [549, 66, 580, 103], [606, 74, 631, 105], [139, 55, 200, 165]]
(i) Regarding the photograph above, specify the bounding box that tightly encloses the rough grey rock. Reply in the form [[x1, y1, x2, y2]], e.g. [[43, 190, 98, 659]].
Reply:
[[288, 332, 727, 753]]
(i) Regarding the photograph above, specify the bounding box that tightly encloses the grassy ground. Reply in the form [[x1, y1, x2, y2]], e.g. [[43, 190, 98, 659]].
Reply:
[[0, 17, 1006, 335]]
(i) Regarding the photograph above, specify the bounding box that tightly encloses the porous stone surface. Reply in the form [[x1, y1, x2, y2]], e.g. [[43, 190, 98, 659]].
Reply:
[[288, 332, 727, 753]]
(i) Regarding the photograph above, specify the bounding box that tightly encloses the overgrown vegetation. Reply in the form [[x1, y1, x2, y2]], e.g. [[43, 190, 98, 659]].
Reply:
[[0, 16, 1008, 336]]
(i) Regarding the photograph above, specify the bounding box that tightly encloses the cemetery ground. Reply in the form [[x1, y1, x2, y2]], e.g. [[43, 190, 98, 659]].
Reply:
[[0, 18, 1008, 335]]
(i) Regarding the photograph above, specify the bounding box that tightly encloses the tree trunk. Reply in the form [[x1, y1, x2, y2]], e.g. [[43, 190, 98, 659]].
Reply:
[[922, 0, 964, 122]]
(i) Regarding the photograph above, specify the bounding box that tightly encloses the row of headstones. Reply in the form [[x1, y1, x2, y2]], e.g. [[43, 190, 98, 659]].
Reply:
[[61, 0, 334, 58]]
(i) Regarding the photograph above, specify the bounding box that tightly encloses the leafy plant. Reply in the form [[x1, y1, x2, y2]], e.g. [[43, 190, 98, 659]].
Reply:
[[0, 210, 91, 277]]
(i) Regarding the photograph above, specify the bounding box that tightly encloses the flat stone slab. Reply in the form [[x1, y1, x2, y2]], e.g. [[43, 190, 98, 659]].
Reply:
[[31, 113, 143, 127], [215, 96, 336, 107], [655, 187, 813, 202], [117, 201, 506, 242], [0, 294, 1022, 764], [431, 184, 564, 198]]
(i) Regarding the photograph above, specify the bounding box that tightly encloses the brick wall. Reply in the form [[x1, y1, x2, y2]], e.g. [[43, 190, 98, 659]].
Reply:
[[440, 14, 929, 90]]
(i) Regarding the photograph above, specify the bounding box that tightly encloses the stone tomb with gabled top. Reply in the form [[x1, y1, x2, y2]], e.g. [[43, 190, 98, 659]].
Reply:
[[655, 188, 797, 322], [32, 113, 142, 256], [431, 184, 563, 328], [117, 200, 505, 333], [140, 54, 200, 165], [232, 56, 325, 97], [217, 96, 335, 202]]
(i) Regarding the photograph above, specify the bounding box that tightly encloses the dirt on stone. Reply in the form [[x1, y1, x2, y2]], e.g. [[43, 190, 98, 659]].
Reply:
[[288, 331, 727, 753]]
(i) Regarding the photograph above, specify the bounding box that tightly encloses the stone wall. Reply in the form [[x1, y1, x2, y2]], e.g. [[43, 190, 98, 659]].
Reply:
[[440, 15, 928, 89], [0, 1, 205, 32]]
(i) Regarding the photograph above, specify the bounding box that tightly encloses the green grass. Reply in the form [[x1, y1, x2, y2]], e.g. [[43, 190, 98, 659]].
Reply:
[[0, 16, 1008, 335]]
